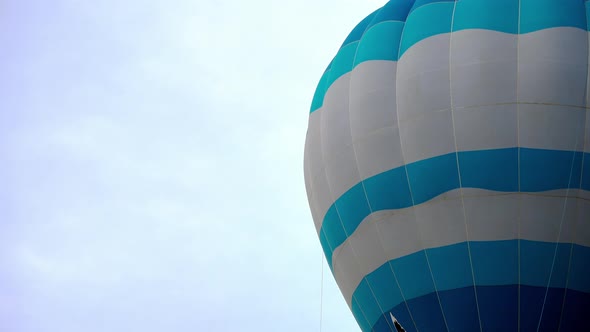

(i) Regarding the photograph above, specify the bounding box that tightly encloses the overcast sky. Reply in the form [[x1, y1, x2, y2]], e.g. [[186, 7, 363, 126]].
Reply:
[[0, 1, 386, 331]]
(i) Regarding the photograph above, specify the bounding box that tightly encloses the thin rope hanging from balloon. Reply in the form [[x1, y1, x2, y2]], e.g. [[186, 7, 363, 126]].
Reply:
[[320, 251, 324, 332]]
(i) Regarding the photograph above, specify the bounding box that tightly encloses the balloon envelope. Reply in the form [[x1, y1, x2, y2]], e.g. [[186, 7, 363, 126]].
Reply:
[[303, 1, 590, 331]]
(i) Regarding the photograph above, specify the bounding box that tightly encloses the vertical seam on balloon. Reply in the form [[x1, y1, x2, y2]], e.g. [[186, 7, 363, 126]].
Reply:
[[447, 2, 483, 332], [317, 68, 358, 325], [305, 119, 326, 234], [556, 243, 576, 332], [350, 291, 373, 332], [346, 10, 403, 331], [348, 26, 401, 332], [557, 12, 590, 330], [395, 7, 450, 332], [322, 196, 373, 331], [317, 102, 332, 235], [327, 113, 374, 332], [560, 163, 589, 331], [389, 5, 423, 332], [313, 85, 328, 232], [516, 0, 522, 330], [314, 64, 333, 233]]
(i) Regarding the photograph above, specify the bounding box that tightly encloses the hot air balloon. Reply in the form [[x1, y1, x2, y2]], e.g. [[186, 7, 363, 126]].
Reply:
[[303, 1, 590, 331]]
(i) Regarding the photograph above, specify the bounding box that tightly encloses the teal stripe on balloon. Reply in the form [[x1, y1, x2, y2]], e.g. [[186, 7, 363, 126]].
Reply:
[[365, 263, 405, 315], [326, 42, 359, 88], [568, 244, 590, 293], [335, 183, 371, 236], [391, 250, 437, 301], [453, 0, 518, 34], [351, 296, 372, 332], [320, 148, 589, 268], [322, 204, 347, 253], [459, 148, 519, 191], [353, 279, 386, 329], [520, 239, 571, 288], [354, 21, 405, 65], [406, 152, 460, 204], [398, 2, 454, 56], [408, 0, 454, 15], [425, 242, 473, 290], [363, 166, 412, 212], [583, 153, 590, 192], [520, 0, 587, 34], [470, 240, 518, 285], [520, 149, 583, 191], [309, 68, 331, 113]]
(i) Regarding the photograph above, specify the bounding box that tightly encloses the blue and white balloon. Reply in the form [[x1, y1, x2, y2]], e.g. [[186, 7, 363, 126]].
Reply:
[[304, 1, 590, 331]]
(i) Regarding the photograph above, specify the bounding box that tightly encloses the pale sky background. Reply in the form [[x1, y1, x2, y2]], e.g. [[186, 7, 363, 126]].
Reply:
[[0, 1, 386, 331]]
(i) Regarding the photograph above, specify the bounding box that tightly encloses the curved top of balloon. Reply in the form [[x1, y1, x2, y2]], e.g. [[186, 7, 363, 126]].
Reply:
[[304, 0, 590, 331]]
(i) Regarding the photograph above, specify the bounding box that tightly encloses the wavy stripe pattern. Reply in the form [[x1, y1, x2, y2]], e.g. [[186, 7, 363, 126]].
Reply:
[[304, 1, 590, 331], [320, 148, 589, 267]]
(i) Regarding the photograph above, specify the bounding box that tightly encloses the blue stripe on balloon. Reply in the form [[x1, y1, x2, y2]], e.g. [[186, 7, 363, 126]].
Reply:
[[424, 242, 473, 290], [437, 286, 480, 332], [520, 149, 583, 191], [406, 152, 460, 204], [390, 241, 518, 301], [335, 183, 371, 236], [468, 285, 519, 331], [567, 243, 590, 293], [390, 251, 437, 303], [405, 291, 447, 331], [458, 147, 519, 191], [520, 286, 572, 331], [471, 240, 518, 286], [322, 204, 346, 254], [520, 239, 571, 288], [321, 148, 589, 266], [363, 165, 412, 211], [365, 263, 405, 315], [372, 285, 590, 332], [371, 286, 590, 332], [560, 288, 590, 330], [355, 242, 590, 331]]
